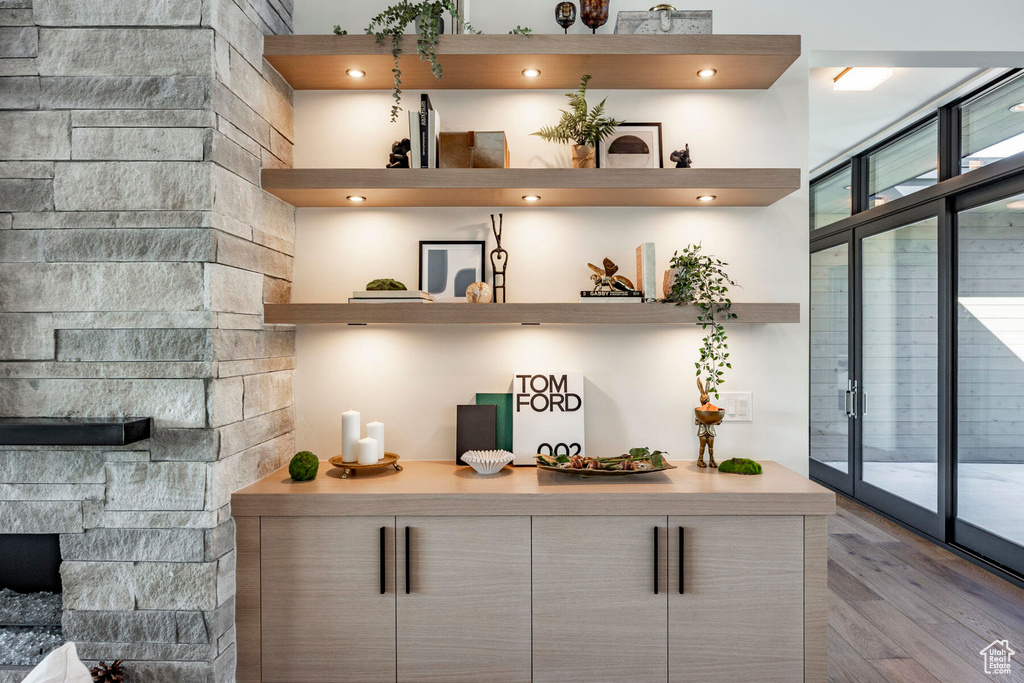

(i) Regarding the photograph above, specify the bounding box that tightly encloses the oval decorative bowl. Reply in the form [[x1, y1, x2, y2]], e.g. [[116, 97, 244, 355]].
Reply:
[[694, 408, 726, 425], [461, 450, 514, 475]]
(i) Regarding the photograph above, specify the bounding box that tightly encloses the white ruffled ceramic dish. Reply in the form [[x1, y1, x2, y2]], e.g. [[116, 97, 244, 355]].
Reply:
[[461, 450, 514, 475]]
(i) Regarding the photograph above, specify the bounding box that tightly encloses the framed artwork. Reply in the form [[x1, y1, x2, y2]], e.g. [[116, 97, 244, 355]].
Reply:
[[597, 122, 664, 169], [419, 240, 486, 299]]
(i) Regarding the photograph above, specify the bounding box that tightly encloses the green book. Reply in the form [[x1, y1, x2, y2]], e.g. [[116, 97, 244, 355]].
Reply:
[[475, 393, 513, 452]]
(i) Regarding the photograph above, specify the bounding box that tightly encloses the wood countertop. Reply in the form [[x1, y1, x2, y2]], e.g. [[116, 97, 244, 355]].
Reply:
[[232, 460, 834, 517]]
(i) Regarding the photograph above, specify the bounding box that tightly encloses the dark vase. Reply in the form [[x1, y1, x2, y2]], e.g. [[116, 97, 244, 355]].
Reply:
[[555, 1, 577, 33], [580, 0, 609, 33]]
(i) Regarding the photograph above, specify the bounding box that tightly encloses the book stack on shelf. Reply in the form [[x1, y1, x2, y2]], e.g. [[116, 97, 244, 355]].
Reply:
[[349, 290, 435, 304], [578, 291, 643, 304], [409, 94, 439, 169]]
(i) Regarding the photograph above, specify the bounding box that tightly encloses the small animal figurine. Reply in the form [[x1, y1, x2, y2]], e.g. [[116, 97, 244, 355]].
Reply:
[[588, 257, 636, 293], [387, 138, 412, 168], [670, 144, 692, 168], [694, 377, 724, 468]]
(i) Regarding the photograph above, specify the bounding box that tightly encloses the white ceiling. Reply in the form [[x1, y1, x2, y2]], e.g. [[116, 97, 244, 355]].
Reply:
[[809, 66, 981, 172]]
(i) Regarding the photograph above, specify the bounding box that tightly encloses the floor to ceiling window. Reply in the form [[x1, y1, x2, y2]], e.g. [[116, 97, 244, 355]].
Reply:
[[809, 70, 1024, 581]]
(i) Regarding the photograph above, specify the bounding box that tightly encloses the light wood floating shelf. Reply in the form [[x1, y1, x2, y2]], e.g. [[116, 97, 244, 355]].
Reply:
[[261, 168, 800, 207], [264, 34, 801, 90], [264, 303, 800, 325]]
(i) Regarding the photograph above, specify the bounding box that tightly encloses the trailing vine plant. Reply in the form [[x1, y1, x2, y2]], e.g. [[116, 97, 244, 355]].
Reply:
[[664, 243, 738, 398], [362, 1, 479, 122]]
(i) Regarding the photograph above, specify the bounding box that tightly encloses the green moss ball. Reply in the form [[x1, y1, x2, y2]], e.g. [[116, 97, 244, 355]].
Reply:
[[289, 451, 319, 481], [718, 457, 763, 475], [366, 278, 407, 291]]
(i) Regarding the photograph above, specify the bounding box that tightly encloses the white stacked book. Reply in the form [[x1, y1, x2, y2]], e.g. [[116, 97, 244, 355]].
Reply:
[[349, 291, 434, 304]]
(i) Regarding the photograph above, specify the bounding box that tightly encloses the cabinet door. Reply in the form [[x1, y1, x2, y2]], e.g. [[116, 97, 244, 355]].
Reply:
[[669, 516, 804, 683], [397, 516, 532, 683], [532, 516, 668, 683], [261, 517, 396, 683]]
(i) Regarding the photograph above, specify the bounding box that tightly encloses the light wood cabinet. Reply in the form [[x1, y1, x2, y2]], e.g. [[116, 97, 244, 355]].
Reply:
[[669, 516, 805, 683], [532, 516, 669, 683], [396, 516, 532, 682], [260, 517, 396, 683]]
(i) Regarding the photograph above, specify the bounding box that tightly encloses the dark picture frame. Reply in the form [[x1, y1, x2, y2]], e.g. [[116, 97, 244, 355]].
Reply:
[[419, 240, 487, 299], [597, 122, 664, 169]]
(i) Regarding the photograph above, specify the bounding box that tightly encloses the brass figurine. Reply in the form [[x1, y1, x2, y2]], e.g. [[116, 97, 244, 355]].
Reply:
[[694, 378, 724, 468], [588, 257, 636, 292]]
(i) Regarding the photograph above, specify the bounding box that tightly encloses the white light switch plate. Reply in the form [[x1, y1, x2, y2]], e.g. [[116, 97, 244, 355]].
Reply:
[[719, 392, 752, 422]]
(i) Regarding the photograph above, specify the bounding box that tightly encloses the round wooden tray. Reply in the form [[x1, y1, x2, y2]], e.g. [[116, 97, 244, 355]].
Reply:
[[328, 452, 402, 478]]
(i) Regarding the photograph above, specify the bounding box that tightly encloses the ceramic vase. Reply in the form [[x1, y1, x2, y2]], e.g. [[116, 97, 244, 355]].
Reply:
[[572, 144, 597, 168]]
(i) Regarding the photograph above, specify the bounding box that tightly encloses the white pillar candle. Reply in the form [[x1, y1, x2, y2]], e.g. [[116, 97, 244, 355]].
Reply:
[[366, 421, 385, 461], [341, 410, 360, 463], [358, 437, 378, 466]]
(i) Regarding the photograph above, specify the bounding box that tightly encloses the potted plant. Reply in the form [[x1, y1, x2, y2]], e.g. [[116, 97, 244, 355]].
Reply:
[[664, 243, 738, 399], [532, 74, 624, 168], [354, 1, 479, 122]]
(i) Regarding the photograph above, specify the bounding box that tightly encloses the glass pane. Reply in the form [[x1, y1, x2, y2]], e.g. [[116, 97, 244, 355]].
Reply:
[[810, 245, 850, 472], [810, 166, 852, 231], [861, 217, 938, 510], [962, 73, 1024, 173], [868, 120, 939, 208], [957, 192, 1024, 546]]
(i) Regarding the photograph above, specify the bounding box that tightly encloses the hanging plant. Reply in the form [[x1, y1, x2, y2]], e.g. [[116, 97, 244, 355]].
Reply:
[[664, 244, 738, 398], [362, 1, 479, 122]]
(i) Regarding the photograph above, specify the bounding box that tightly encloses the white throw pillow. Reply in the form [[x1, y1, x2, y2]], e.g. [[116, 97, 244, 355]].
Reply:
[[21, 643, 93, 683]]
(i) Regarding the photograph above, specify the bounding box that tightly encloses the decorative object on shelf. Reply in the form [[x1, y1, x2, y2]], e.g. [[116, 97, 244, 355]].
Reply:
[[457, 404, 497, 466], [358, 437, 379, 465], [476, 392, 513, 451], [364, 1, 479, 121], [419, 240, 486, 300], [665, 243, 738, 397], [466, 281, 493, 303], [90, 659, 126, 683], [536, 447, 676, 477], [387, 138, 412, 168], [578, 290, 642, 303], [597, 122, 664, 169], [636, 242, 656, 301], [670, 144, 692, 168], [328, 452, 403, 478], [331, 26, 348, 35], [341, 410, 360, 463], [718, 457, 763, 475], [554, 1, 577, 33], [513, 372, 584, 466], [508, 25, 533, 34], [366, 421, 386, 460], [614, 6, 711, 34], [349, 290, 434, 303], [532, 74, 623, 169], [439, 131, 510, 168], [461, 450, 515, 475], [489, 213, 508, 303], [580, 0, 610, 32], [588, 257, 635, 292], [694, 378, 724, 468], [289, 451, 320, 481], [366, 278, 407, 291]]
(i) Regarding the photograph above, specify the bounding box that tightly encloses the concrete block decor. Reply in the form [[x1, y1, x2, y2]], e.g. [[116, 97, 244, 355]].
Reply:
[[0, 0, 295, 679]]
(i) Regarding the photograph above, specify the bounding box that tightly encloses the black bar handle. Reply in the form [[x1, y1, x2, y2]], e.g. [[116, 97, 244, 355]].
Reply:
[[679, 526, 685, 595], [379, 526, 386, 594], [405, 526, 411, 595], [653, 526, 659, 595]]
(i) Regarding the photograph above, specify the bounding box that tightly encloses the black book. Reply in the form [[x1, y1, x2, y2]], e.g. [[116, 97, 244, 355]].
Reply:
[[419, 94, 433, 169]]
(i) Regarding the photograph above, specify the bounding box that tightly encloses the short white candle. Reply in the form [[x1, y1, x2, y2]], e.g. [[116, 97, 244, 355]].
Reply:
[[366, 421, 385, 461], [358, 437, 378, 465], [342, 410, 360, 463]]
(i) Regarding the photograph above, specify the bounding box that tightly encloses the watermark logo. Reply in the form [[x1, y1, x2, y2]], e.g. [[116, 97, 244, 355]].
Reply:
[[980, 639, 1015, 675]]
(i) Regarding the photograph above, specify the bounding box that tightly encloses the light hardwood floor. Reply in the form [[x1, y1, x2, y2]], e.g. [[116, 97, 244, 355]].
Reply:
[[828, 496, 1024, 683]]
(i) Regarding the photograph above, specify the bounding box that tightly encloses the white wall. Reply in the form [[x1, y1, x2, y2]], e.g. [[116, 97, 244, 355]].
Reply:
[[287, 0, 1023, 475]]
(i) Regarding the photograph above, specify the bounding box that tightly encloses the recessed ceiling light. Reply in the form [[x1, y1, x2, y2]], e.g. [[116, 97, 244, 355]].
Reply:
[[522, 68, 541, 78], [347, 195, 366, 203], [1007, 200, 1024, 209], [346, 69, 366, 78], [522, 195, 541, 202], [833, 67, 893, 91], [1009, 102, 1024, 113], [696, 69, 717, 79], [696, 195, 716, 202]]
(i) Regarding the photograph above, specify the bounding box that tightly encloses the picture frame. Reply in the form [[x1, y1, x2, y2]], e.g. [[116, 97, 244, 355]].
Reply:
[[597, 122, 664, 169], [419, 240, 487, 300]]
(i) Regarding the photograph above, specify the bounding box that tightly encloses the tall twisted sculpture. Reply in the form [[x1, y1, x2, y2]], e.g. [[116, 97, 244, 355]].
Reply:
[[490, 213, 508, 303]]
